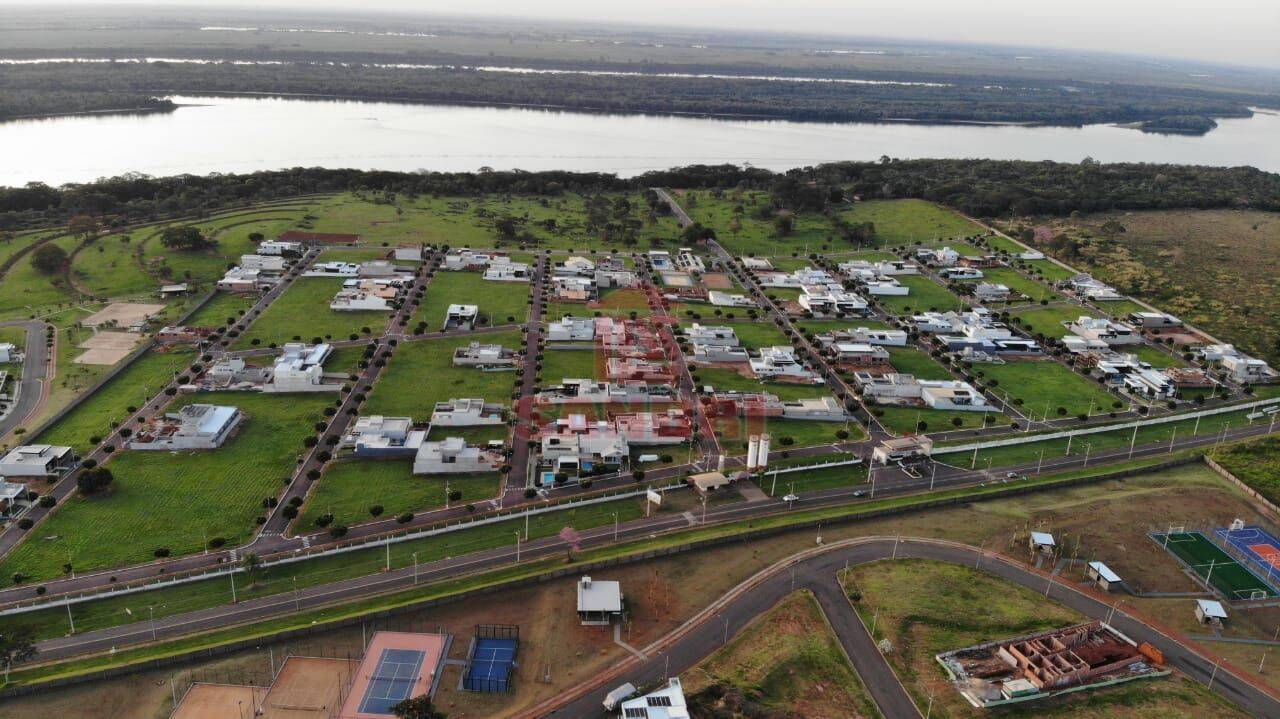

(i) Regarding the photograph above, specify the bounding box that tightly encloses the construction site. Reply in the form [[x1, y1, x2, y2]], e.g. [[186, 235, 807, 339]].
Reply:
[[936, 621, 1168, 708]]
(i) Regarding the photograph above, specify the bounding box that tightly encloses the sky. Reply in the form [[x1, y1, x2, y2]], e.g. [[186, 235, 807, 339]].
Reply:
[[9, 0, 1280, 69]]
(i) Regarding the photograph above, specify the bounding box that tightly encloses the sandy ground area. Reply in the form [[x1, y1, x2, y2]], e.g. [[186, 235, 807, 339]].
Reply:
[[83, 303, 166, 329], [74, 331, 144, 365]]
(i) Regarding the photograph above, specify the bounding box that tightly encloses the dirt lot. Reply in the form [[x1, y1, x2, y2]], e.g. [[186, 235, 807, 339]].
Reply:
[[82, 303, 166, 329], [171, 684, 269, 719], [701, 272, 734, 290], [73, 330, 143, 365], [6, 462, 1279, 718]]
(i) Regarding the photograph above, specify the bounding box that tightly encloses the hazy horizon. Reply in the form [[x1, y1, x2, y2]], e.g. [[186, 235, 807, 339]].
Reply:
[[3, 0, 1278, 71]]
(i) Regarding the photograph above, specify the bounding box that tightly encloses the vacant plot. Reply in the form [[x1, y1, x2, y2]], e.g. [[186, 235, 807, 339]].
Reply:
[[681, 189, 839, 257], [1129, 343, 1187, 369], [0, 392, 335, 582], [182, 291, 256, 329], [872, 405, 991, 435], [73, 331, 143, 365], [886, 346, 953, 380], [1030, 209, 1280, 364], [714, 416, 858, 455], [842, 558, 1250, 719], [759, 462, 868, 495], [412, 271, 529, 330], [235, 278, 389, 347], [683, 590, 879, 718], [296, 459, 502, 531], [877, 276, 967, 315], [540, 348, 603, 382], [840, 199, 984, 247], [965, 267, 1058, 302], [35, 349, 194, 453], [364, 332, 522, 418], [968, 360, 1118, 418], [1010, 303, 1101, 339], [0, 235, 82, 319], [1212, 436, 1280, 506]]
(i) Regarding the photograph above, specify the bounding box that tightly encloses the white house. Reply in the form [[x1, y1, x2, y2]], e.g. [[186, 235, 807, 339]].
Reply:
[[444, 248, 506, 271], [1017, 250, 1045, 261], [707, 291, 756, 308], [239, 254, 287, 273], [917, 246, 960, 266], [778, 396, 848, 421], [0, 343, 17, 363], [258, 240, 303, 257], [1129, 311, 1182, 329], [330, 287, 394, 312], [1067, 317, 1140, 345], [973, 282, 1011, 301], [919, 380, 993, 411], [452, 342, 518, 368], [483, 262, 531, 282], [444, 304, 479, 331], [129, 404, 242, 451], [816, 328, 908, 347], [0, 444, 75, 479], [217, 267, 275, 292], [547, 316, 597, 342], [741, 257, 773, 270], [1221, 353, 1276, 382], [691, 343, 750, 363], [267, 342, 338, 393], [305, 261, 360, 278], [799, 285, 869, 316], [685, 324, 739, 346], [864, 278, 909, 296], [750, 346, 818, 381], [430, 398, 505, 426], [412, 437, 502, 474], [344, 415, 426, 457], [939, 266, 984, 281], [554, 256, 596, 277], [1065, 274, 1124, 301]]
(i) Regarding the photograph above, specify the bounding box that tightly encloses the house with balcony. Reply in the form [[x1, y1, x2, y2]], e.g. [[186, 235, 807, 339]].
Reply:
[[0, 444, 76, 479], [452, 342, 518, 368], [343, 415, 426, 458], [750, 346, 819, 381], [443, 304, 479, 331], [430, 398, 506, 426], [413, 437, 503, 474]]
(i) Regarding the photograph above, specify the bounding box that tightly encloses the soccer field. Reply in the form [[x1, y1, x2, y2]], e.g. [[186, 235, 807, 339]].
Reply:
[[1151, 531, 1278, 599]]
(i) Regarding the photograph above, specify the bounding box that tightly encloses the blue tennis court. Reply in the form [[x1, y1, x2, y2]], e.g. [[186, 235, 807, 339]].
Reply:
[[358, 648, 426, 715], [1215, 524, 1280, 593], [464, 638, 518, 692]]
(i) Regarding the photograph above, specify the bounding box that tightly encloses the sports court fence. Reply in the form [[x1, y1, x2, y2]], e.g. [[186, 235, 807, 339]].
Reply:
[[1148, 522, 1280, 601], [463, 624, 520, 693]]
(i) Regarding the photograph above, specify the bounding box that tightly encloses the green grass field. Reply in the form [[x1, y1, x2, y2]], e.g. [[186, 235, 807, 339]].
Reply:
[[412, 271, 529, 330], [964, 267, 1058, 302], [296, 460, 502, 531], [886, 346, 953, 380], [546, 287, 653, 321], [0, 392, 335, 582], [760, 463, 868, 496], [540, 348, 604, 382], [0, 235, 82, 319], [1153, 531, 1277, 599], [839, 199, 983, 246], [876, 275, 967, 315], [182, 291, 256, 329], [1129, 343, 1187, 369], [690, 365, 832, 402], [363, 332, 522, 418], [1009, 304, 1100, 339], [1212, 436, 1280, 507], [234, 278, 390, 347], [970, 360, 1118, 418], [33, 349, 194, 454], [714, 415, 861, 455], [679, 319, 789, 350], [872, 405, 991, 435]]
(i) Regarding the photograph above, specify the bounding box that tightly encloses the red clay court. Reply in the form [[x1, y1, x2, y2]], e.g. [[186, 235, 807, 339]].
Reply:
[[337, 632, 448, 718]]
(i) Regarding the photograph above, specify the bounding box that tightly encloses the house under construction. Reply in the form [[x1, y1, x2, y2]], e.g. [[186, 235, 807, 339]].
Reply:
[[936, 621, 1166, 709]]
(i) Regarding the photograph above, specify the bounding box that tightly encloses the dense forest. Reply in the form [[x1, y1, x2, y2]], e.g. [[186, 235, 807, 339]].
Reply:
[[0, 89, 174, 121], [0, 60, 1265, 127], [2, 160, 1278, 232]]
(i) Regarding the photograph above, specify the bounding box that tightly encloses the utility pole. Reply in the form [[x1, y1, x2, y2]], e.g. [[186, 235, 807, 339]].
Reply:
[[149, 605, 156, 641], [1128, 424, 1139, 459], [230, 572, 238, 604], [293, 577, 300, 611], [1036, 448, 1045, 477], [66, 602, 76, 634], [929, 461, 937, 491], [613, 511, 619, 541], [514, 532, 521, 563]]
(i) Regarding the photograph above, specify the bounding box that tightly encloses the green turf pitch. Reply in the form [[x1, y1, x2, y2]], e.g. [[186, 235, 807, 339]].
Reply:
[[1151, 531, 1278, 599]]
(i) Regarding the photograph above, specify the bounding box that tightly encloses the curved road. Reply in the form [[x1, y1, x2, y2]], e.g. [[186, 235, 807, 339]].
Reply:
[[537, 537, 1280, 719], [0, 320, 50, 439]]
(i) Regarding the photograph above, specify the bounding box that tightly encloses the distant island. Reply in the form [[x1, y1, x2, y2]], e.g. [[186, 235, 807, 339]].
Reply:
[[1138, 114, 1221, 135]]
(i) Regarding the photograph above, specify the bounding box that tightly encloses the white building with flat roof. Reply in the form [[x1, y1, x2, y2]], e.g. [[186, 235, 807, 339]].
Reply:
[[217, 267, 275, 292], [239, 254, 287, 273], [577, 576, 625, 625], [0, 444, 76, 478], [779, 396, 848, 421], [616, 678, 687, 719], [750, 346, 818, 381], [816, 328, 908, 347], [452, 342, 517, 368], [257, 240, 303, 256], [130, 404, 242, 451], [741, 257, 772, 270], [684, 323, 739, 346], [305, 261, 360, 277], [547, 316, 596, 342], [267, 342, 336, 392], [430, 398, 505, 426], [443, 304, 479, 331], [483, 262, 531, 282], [0, 343, 17, 363], [707, 291, 755, 308], [1068, 317, 1140, 345], [344, 415, 426, 457], [413, 437, 502, 474], [799, 285, 869, 316]]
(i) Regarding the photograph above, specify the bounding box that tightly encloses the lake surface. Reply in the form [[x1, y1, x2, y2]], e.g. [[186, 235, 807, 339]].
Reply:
[[2, 95, 1278, 187]]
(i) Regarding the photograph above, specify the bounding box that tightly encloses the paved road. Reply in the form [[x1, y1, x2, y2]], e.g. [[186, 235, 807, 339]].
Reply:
[[539, 537, 1280, 719], [0, 320, 50, 439], [651, 188, 692, 228]]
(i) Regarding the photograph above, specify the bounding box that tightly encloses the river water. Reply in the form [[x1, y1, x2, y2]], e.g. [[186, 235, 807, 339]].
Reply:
[[2, 94, 1277, 187]]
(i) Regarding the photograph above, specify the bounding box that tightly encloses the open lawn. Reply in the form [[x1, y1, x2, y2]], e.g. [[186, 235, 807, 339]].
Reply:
[[760, 462, 867, 496], [968, 360, 1118, 418], [886, 346, 953, 380], [965, 267, 1057, 302], [0, 235, 82, 319], [0, 392, 335, 582], [841, 199, 984, 247], [1010, 303, 1101, 339], [295, 460, 502, 531], [1020, 258, 1077, 282], [1212, 436, 1280, 507], [681, 189, 839, 257], [234, 278, 390, 348], [683, 590, 879, 718], [540, 348, 603, 382], [182, 291, 256, 330], [1130, 343, 1187, 369], [877, 276, 967, 315], [842, 558, 1249, 719], [33, 349, 193, 453], [872, 405, 991, 435], [412, 271, 529, 330], [363, 332, 522, 418]]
